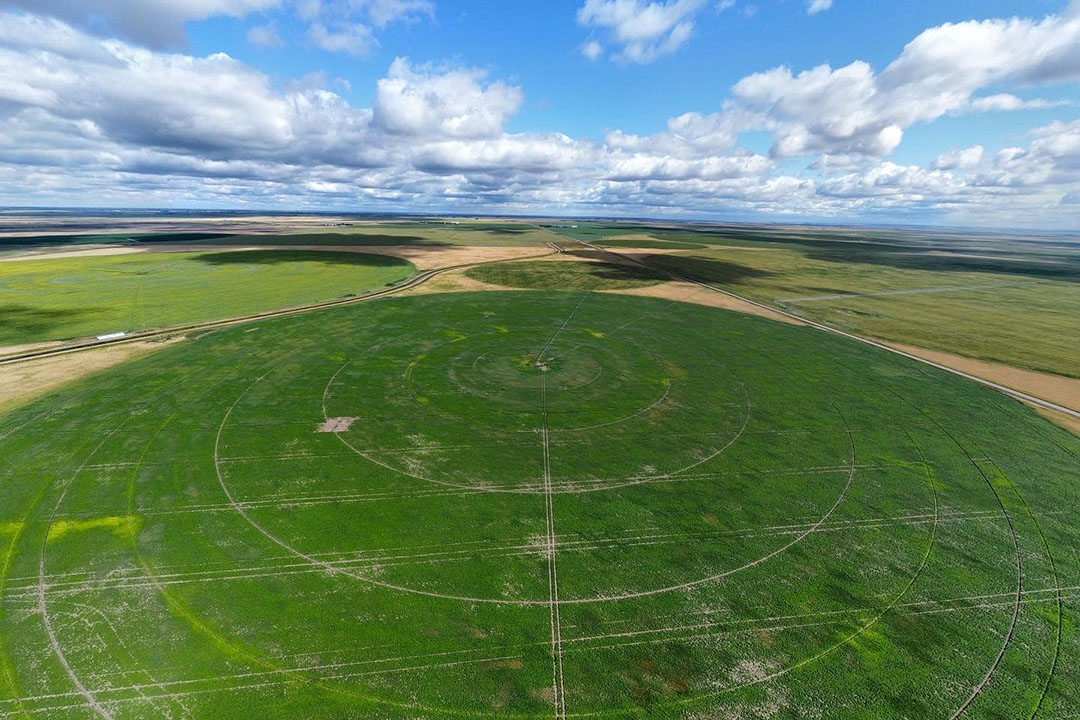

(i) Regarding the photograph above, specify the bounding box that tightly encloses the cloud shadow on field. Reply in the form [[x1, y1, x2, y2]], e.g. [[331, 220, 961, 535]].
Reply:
[[801, 248, 1080, 283], [643, 254, 776, 286], [0, 303, 98, 339], [190, 250, 414, 268], [0, 233, 239, 248]]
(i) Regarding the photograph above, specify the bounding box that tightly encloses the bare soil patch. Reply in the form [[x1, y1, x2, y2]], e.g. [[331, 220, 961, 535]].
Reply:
[[0, 339, 66, 359], [604, 281, 804, 326], [0, 338, 182, 414], [317, 417, 358, 433], [400, 268, 518, 296], [886, 342, 1080, 415]]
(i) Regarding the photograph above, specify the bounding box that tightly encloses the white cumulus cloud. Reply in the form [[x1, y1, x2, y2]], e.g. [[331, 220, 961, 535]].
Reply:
[[0, 7, 1078, 228], [300, 0, 434, 55], [372, 58, 524, 138], [731, 3, 1080, 162], [933, 146, 984, 171], [577, 0, 707, 64]]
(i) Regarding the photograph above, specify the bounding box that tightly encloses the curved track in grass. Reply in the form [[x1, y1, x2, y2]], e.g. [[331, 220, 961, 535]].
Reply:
[[0, 290, 1076, 720]]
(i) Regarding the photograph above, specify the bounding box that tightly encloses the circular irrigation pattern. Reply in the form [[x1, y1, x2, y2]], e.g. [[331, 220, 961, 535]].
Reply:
[[2, 291, 1076, 720]]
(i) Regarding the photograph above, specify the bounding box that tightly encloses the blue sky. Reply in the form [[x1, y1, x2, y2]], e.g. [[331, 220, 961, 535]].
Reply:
[[0, 0, 1078, 227]]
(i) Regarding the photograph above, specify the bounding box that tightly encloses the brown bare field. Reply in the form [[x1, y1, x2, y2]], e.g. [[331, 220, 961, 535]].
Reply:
[[888, 342, 1080, 415], [604, 281, 805, 326], [0, 338, 180, 414]]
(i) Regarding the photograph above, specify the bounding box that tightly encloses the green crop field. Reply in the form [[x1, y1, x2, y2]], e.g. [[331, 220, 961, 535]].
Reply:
[[1, 290, 1077, 719], [0, 250, 414, 347]]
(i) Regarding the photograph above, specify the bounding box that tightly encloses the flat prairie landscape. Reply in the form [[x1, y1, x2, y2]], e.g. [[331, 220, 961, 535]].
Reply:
[[0, 218, 1077, 719], [0, 250, 414, 346]]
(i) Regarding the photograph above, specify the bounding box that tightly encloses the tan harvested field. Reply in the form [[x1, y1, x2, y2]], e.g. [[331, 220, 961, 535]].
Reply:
[[0, 243, 544, 271], [0, 338, 180, 414], [888, 342, 1080, 414], [0, 339, 65, 359], [0, 245, 140, 262], [606, 281, 805, 326]]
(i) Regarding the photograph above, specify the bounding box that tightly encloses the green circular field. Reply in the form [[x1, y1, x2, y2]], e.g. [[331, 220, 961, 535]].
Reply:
[[0, 291, 1076, 719]]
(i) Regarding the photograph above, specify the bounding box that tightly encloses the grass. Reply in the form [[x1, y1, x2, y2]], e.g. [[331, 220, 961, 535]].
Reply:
[[637, 247, 1080, 378], [0, 289, 1076, 719], [0, 249, 414, 346], [542, 223, 1080, 378], [466, 259, 667, 290]]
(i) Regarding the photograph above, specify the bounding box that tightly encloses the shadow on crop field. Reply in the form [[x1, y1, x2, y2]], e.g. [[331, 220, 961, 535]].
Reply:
[[801, 248, 1080, 283], [579, 262, 671, 284], [0, 232, 239, 248], [644, 254, 776, 286], [0, 303, 98, 339], [191, 250, 414, 268]]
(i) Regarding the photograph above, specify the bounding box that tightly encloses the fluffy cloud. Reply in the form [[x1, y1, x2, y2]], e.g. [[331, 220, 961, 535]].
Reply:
[[807, 0, 832, 15], [576, 0, 707, 64], [933, 146, 984, 171], [372, 59, 524, 138], [0, 0, 283, 47], [978, 120, 1080, 188], [300, 0, 434, 55], [734, 3, 1080, 161], [0, 8, 1078, 228]]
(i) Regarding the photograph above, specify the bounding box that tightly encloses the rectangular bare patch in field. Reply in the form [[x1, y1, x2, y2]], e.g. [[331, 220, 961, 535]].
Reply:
[[317, 416, 358, 433]]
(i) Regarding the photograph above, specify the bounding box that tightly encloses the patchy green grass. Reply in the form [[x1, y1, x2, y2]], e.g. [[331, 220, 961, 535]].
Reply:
[[0, 249, 414, 345], [549, 223, 1080, 377], [638, 247, 1080, 378], [0, 290, 1076, 719], [466, 259, 667, 290], [590, 238, 706, 250]]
